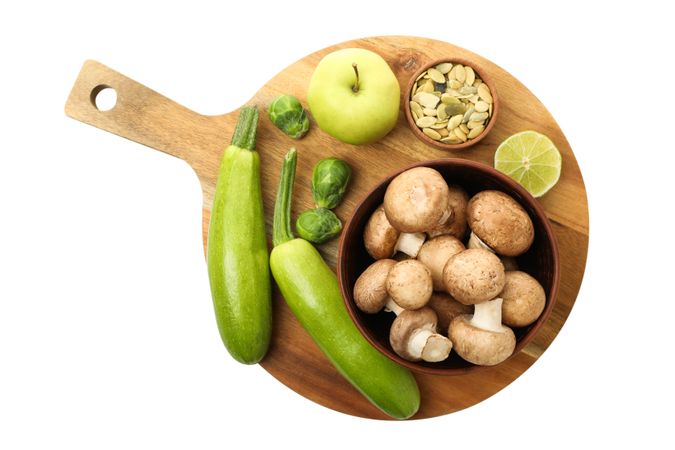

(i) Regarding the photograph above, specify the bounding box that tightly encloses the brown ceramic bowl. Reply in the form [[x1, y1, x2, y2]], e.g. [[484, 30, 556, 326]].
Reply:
[[404, 58, 499, 151], [337, 159, 559, 375]]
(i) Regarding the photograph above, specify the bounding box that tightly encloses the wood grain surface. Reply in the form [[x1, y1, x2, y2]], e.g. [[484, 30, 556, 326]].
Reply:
[[64, 36, 589, 420]]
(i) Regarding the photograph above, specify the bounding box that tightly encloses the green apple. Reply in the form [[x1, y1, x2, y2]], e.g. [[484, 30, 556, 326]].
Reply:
[[307, 48, 400, 145]]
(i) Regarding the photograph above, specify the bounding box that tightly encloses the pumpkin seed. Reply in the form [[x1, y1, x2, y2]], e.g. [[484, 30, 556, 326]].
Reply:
[[441, 93, 461, 104], [435, 62, 452, 74], [447, 65, 458, 80], [416, 116, 437, 128], [441, 136, 462, 144], [459, 86, 477, 95], [467, 120, 484, 129], [455, 65, 466, 83], [412, 111, 419, 122], [445, 103, 466, 116], [475, 101, 489, 113], [423, 128, 442, 140], [421, 80, 434, 93], [430, 121, 449, 129], [437, 104, 448, 120], [459, 124, 470, 134], [438, 127, 450, 137], [423, 107, 437, 116], [478, 83, 493, 103], [428, 68, 446, 83], [448, 79, 462, 90], [447, 114, 463, 130], [410, 101, 423, 117], [462, 107, 475, 124], [413, 92, 440, 109], [470, 112, 489, 122], [415, 72, 426, 82], [454, 127, 467, 142], [467, 125, 485, 139], [465, 66, 475, 86]]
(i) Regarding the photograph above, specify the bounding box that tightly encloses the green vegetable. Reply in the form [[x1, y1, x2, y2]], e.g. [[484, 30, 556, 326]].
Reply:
[[268, 95, 310, 139], [311, 157, 352, 209], [295, 207, 342, 244], [269, 148, 420, 420], [206, 106, 271, 364]]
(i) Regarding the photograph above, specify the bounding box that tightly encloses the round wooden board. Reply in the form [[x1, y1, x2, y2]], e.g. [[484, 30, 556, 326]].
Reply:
[[65, 36, 589, 420]]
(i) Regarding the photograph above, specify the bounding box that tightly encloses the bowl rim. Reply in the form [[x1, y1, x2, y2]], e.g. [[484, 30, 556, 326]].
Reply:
[[404, 57, 500, 151], [337, 158, 560, 376]]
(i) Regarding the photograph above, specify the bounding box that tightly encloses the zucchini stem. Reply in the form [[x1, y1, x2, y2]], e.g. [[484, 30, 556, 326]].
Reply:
[[273, 148, 298, 247], [231, 106, 259, 150]]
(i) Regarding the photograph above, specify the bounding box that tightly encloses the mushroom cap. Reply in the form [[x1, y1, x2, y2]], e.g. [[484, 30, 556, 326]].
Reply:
[[383, 167, 451, 233], [417, 235, 466, 291], [389, 307, 438, 361], [353, 259, 397, 313], [443, 249, 506, 305], [364, 205, 400, 260], [428, 184, 469, 239], [427, 292, 473, 333], [501, 271, 546, 327], [386, 259, 433, 310], [467, 190, 535, 256], [448, 315, 516, 366]]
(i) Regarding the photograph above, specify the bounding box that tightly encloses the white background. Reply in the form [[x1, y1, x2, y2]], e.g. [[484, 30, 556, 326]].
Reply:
[[1, 1, 673, 448]]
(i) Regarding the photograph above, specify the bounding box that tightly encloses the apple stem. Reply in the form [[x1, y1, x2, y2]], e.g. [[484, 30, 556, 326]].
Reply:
[[352, 62, 360, 93]]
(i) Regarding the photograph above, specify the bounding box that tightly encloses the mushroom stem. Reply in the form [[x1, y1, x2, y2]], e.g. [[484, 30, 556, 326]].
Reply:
[[384, 298, 404, 315], [394, 232, 426, 257], [407, 328, 452, 362], [438, 206, 453, 226], [467, 231, 494, 253], [470, 298, 505, 333]]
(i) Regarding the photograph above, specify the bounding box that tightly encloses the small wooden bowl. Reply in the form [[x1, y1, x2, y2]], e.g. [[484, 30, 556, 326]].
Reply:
[[404, 58, 500, 151], [337, 159, 559, 376]]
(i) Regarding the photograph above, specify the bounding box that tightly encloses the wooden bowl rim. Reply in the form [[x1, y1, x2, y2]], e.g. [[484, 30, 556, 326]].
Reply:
[[337, 158, 560, 376], [404, 57, 500, 151]]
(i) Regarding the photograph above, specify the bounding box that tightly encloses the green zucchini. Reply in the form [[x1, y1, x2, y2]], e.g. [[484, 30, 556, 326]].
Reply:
[[207, 106, 271, 364], [269, 148, 420, 419]]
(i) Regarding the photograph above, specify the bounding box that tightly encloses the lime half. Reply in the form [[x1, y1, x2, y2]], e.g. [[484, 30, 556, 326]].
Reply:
[[494, 130, 562, 198]]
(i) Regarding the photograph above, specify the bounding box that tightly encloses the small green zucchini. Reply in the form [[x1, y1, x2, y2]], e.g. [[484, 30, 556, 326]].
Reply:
[[269, 148, 420, 419], [207, 106, 271, 364]]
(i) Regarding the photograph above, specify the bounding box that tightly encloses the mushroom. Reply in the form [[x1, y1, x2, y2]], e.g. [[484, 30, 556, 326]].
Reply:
[[353, 259, 403, 314], [500, 271, 546, 327], [417, 235, 465, 291], [448, 297, 516, 366], [442, 248, 505, 305], [363, 205, 426, 259], [428, 184, 469, 239], [390, 307, 452, 362], [467, 190, 534, 257], [386, 259, 433, 310], [427, 292, 472, 333], [383, 167, 452, 233]]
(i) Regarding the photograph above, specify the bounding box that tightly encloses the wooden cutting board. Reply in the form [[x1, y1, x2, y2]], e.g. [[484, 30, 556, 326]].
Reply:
[[65, 36, 588, 420]]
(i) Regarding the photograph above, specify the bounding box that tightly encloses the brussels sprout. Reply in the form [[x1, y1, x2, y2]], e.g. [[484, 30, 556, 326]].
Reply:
[[268, 95, 310, 139], [311, 158, 352, 209], [295, 207, 343, 244]]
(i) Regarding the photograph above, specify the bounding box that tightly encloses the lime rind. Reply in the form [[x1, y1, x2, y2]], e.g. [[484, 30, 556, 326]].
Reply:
[[494, 130, 562, 198]]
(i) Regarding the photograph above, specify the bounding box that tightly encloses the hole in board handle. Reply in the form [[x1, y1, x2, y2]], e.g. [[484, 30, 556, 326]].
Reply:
[[90, 85, 117, 111]]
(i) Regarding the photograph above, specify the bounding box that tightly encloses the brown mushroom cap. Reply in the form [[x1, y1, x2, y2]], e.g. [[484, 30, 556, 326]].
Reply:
[[386, 259, 433, 310], [364, 205, 400, 260], [448, 314, 516, 366], [383, 167, 451, 233], [390, 307, 444, 362], [501, 271, 546, 327], [427, 292, 473, 333], [443, 249, 506, 305], [353, 259, 397, 313], [417, 235, 466, 291], [428, 184, 469, 239], [467, 190, 535, 256]]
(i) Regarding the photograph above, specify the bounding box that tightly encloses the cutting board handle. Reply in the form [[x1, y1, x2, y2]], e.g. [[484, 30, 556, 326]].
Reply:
[[64, 60, 223, 166]]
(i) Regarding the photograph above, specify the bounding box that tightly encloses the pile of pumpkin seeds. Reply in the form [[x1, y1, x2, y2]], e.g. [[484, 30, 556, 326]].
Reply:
[[410, 62, 494, 145]]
